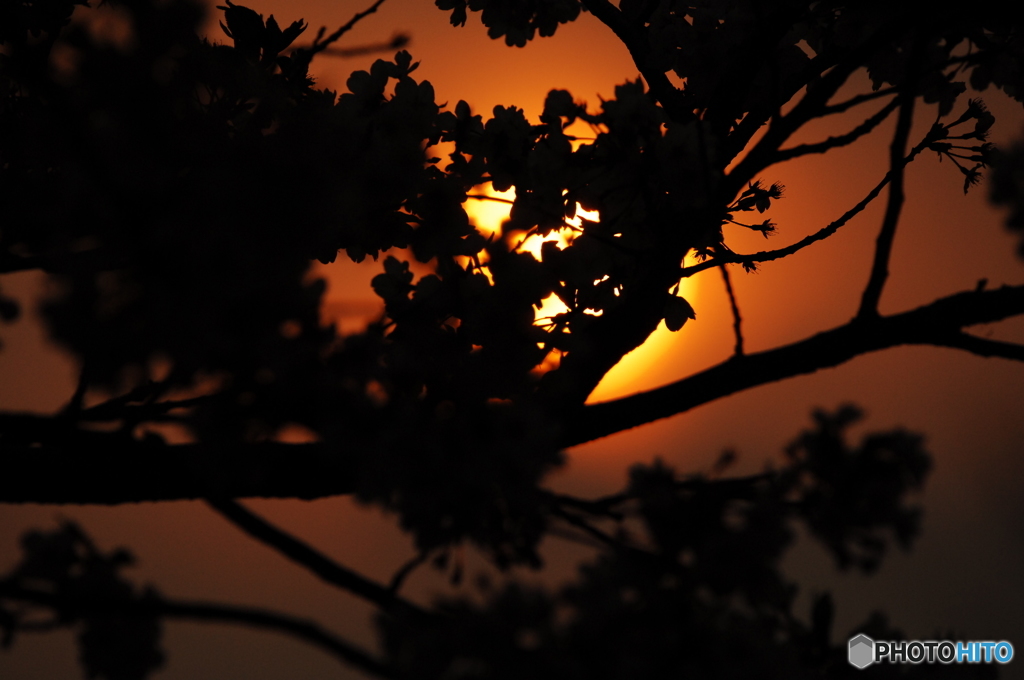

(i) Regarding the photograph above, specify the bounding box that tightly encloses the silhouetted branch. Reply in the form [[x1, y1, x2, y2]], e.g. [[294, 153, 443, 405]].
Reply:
[[298, 33, 409, 58], [723, 15, 911, 197], [682, 132, 933, 279], [0, 582, 395, 678], [544, 472, 775, 518], [544, 523, 611, 550], [823, 86, 899, 115], [62, 365, 91, 416], [466, 194, 515, 205], [550, 506, 621, 549], [0, 425, 355, 503], [566, 284, 1024, 446], [931, 333, 1024, 361], [857, 77, 917, 319], [544, 490, 626, 518], [775, 96, 900, 163], [720, 264, 745, 356], [205, 498, 428, 620], [307, 0, 390, 58], [388, 551, 430, 595]]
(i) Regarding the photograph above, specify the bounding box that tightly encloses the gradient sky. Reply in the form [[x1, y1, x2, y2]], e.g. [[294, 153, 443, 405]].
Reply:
[[2, 1, 1023, 678]]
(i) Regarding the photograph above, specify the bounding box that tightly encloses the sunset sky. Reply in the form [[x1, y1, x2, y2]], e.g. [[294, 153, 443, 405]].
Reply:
[[2, 1, 1024, 678]]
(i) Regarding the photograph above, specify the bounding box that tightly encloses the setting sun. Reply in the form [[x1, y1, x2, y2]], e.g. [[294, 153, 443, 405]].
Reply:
[[463, 183, 700, 403]]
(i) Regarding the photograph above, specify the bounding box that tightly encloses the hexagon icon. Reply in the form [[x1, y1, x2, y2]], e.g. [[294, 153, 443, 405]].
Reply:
[[849, 634, 875, 669]]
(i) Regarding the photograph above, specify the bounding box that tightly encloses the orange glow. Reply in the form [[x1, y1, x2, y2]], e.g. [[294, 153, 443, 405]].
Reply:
[[465, 184, 514, 239]]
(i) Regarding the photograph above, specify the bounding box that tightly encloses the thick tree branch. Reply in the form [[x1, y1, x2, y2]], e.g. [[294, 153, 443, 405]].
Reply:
[[0, 424, 356, 503], [0, 582, 395, 679], [7, 287, 1024, 503], [564, 284, 1024, 446], [205, 498, 427, 620]]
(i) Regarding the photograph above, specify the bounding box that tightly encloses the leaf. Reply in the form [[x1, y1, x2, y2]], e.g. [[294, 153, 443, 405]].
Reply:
[[664, 295, 696, 332]]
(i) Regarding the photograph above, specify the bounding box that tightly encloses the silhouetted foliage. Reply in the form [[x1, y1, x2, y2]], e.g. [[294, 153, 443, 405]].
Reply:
[[1, 0, 1023, 677]]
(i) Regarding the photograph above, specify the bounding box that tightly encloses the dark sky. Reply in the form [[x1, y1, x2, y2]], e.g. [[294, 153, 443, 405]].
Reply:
[[1, 1, 1023, 678]]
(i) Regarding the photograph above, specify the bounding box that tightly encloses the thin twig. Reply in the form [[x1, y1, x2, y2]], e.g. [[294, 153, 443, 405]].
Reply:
[[720, 264, 744, 357], [61, 365, 90, 415], [307, 0, 390, 58], [549, 506, 622, 549], [299, 34, 408, 59], [388, 551, 430, 595], [544, 490, 627, 517], [681, 132, 934, 279], [723, 15, 912, 197], [466, 194, 515, 205], [775, 96, 900, 163], [822, 86, 899, 115], [164, 601, 395, 677], [544, 524, 612, 549], [544, 472, 774, 517], [857, 67, 919, 319], [931, 332, 1024, 361]]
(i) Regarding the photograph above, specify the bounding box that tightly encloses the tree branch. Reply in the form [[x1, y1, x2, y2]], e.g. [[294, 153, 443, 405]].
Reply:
[[295, 34, 408, 59], [307, 0, 390, 57], [549, 506, 622, 550], [387, 551, 430, 595], [564, 284, 1024, 446], [720, 264, 745, 356], [930, 332, 1024, 361], [722, 15, 912, 199], [682, 130, 934, 279], [857, 81, 917, 319], [774, 96, 900, 164], [8, 288, 1024, 502], [823, 86, 899, 116], [205, 498, 428, 620], [0, 582, 395, 679], [0, 423, 356, 503]]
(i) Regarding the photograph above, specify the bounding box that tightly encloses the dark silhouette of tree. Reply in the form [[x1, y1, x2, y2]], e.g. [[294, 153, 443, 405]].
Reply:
[[1, 0, 1023, 677]]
